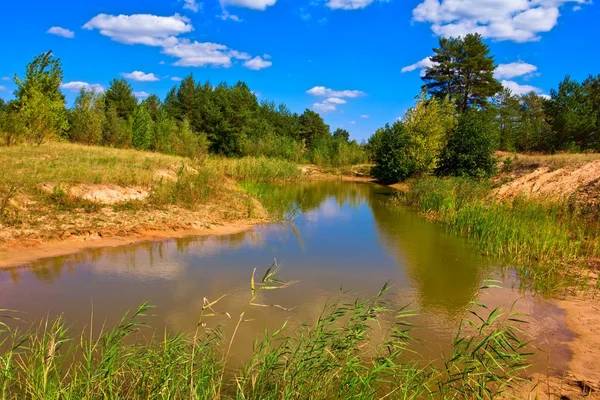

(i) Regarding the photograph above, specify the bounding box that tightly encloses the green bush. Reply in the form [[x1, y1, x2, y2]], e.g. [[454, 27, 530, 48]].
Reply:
[[436, 109, 498, 178], [371, 122, 415, 183]]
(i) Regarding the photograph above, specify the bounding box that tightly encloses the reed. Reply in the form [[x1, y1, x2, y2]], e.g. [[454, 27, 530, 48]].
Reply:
[[0, 266, 532, 399]]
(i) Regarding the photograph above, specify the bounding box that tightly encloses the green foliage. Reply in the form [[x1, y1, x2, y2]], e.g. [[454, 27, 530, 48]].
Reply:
[[436, 109, 498, 178], [69, 88, 104, 145], [104, 78, 138, 120], [171, 118, 209, 160], [423, 34, 502, 112], [132, 103, 154, 150], [308, 135, 368, 167], [14, 51, 68, 143], [298, 108, 330, 147], [403, 94, 457, 173], [103, 106, 132, 148], [0, 103, 23, 146], [240, 134, 304, 162], [333, 127, 350, 142], [371, 122, 415, 183]]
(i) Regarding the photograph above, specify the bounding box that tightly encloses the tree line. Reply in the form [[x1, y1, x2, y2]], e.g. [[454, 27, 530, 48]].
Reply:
[[0, 51, 367, 167], [370, 33, 600, 183]]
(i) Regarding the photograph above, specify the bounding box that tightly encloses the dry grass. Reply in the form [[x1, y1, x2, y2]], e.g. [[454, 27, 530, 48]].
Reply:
[[497, 151, 600, 172]]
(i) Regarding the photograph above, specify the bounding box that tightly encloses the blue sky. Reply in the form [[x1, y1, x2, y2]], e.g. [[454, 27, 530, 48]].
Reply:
[[0, 0, 597, 141]]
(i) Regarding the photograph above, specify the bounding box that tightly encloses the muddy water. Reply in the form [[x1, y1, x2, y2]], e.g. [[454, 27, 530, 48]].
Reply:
[[0, 181, 571, 373]]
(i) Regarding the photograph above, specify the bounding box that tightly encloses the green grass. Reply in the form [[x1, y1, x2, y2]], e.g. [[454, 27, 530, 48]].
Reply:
[[395, 177, 600, 293], [208, 156, 302, 183], [0, 266, 532, 399]]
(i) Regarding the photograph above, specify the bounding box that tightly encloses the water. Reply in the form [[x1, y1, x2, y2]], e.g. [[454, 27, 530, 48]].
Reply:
[[0, 181, 571, 372]]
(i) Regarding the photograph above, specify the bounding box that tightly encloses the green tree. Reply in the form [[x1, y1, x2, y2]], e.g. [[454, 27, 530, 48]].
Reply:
[[298, 109, 330, 147], [422, 34, 502, 112], [491, 88, 521, 151], [0, 102, 23, 146], [436, 109, 498, 177], [515, 92, 548, 152], [104, 78, 137, 120], [142, 94, 162, 122], [69, 88, 105, 144], [103, 106, 132, 147], [14, 51, 68, 142], [403, 94, 457, 173], [371, 122, 415, 183], [132, 103, 154, 150], [333, 128, 350, 142]]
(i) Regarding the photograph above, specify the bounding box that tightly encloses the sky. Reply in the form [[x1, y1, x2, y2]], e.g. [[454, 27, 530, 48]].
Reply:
[[0, 0, 597, 141]]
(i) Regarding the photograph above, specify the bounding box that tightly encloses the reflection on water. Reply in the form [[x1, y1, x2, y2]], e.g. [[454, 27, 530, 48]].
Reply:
[[0, 182, 571, 373]]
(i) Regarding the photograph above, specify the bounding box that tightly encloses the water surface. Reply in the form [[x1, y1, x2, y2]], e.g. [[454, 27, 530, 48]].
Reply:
[[0, 182, 571, 372]]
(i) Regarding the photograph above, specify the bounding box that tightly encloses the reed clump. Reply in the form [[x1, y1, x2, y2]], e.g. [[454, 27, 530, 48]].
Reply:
[[0, 266, 532, 399], [395, 177, 600, 292]]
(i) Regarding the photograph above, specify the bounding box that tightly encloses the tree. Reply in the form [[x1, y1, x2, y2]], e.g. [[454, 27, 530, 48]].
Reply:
[[544, 76, 596, 151], [70, 88, 105, 144], [142, 94, 162, 122], [491, 88, 521, 151], [104, 78, 137, 120], [436, 109, 498, 178], [14, 51, 68, 142], [132, 103, 153, 150], [422, 34, 502, 112], [371, 122, 415, 183], [0, 102, 23, 146], [403, 94, 457, 174], [515, 92, 548, 152], [103, 106, 132, 147], [333, 128, 350, 142], [298, 109, 330, 147]]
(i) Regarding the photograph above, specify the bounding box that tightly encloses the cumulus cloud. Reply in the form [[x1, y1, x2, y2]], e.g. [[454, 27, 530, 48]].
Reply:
[[121, 71, 160, 81], [220, 10, 243, 21], [494, 62, 537, 79], [182, 0, 201, 12], [309, 86, 364, 113], [171, 76, 182, 81], [220, 0, 277, 10], [83, 13, 193, 46], [401, 56, 435, 76], [326, 0, 377, 10], [244, 56, 272, 70], [412, 0, 589, 42], [501, 80, 544, 95], [61, 81, 104, 93], [85, 13, 268, 70], [47, 26, 75, 39], [134, 91, 150, 98], [307, 86, 365, 98]]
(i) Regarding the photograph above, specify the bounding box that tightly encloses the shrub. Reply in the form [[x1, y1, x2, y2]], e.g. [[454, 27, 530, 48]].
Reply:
[[436, 109, 498, 178], [371, 121, 415, 183]]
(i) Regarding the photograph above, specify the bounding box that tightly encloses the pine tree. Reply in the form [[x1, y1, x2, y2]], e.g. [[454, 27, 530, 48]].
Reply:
[[422, 34, 502, 112], [104, 78, 137, 120], [132, 104, 153, 150]]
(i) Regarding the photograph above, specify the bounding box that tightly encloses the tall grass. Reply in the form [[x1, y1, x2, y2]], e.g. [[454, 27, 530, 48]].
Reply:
[[396, 177, 600, 292], [208, 156, 302, 183], [0, 265, 532, 399]]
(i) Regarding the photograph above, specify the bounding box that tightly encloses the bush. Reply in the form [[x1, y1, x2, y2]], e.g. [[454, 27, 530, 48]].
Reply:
[[240, 134, 304, 162], [371, 122, 415, 183], [307, 136, 368, 167], [436, 109, 498, 178]]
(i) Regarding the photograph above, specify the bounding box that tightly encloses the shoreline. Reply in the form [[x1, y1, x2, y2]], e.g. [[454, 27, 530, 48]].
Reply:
[[0, 223, 257, 270]]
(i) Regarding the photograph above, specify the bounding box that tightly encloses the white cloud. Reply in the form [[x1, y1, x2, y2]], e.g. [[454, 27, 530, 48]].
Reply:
[[412, 0, 589, 42], [162, 39, 251, 67], [1, 77, 10, 81], [495, 62, 537, 79], [313, 102, 337, 112], [324, 97, 346, 104], [326, 0, 377, 10], [183, 0, 201, 12], [122, 71, 160, 81], [220, 0, 277, 10], [360, 114, 369, 118], [83, 13, 193, 46], [171, 76, 182, 81], [350, 121, 356, 124], [573, 5, 582, 10], [0, 86, 6, 91], [243, 56, 272, 70], [61, 81, 104, 93], [47, 26, 75, 39], [220, 10, 243, 21], [134, 91, 150, 98], [501, 80, 544, 95], [401, 56, 435, 76], [307, 86, 365, 98]]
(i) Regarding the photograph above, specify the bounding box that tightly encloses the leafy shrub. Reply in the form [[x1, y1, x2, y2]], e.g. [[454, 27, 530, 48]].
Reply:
[[436, 109, 498, 178], [371, 121, 416, 183]]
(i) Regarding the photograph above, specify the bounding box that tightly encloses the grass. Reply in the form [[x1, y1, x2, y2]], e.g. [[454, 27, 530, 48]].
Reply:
[[394, 177, 600, 293], [208, 156, 303, 183], [497, 151, 600, 171], [0, 265, 532, 399]]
